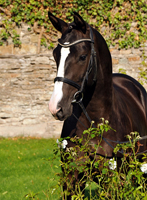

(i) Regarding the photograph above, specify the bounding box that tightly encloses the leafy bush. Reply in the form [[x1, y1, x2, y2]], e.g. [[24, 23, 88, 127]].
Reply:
[[0, 0, 147, 48], [49, 119, 147, 199]]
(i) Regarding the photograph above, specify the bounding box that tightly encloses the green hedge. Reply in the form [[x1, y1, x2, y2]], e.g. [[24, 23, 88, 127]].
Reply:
[[0, 0, 147, 48]]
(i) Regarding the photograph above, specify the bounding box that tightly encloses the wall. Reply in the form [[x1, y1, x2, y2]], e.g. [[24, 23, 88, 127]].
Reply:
[[0, 24, 147, 138], [0, 52, 64, 138], [110, 45, 147, 84]]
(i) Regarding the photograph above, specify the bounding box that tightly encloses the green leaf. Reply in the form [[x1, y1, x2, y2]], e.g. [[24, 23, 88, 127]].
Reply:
[[102, 168, 108, 174], [91, 134, 95, 138]]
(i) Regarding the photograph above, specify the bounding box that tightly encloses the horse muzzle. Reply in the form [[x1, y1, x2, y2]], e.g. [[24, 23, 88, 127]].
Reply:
[[49, 99, 73, 121]]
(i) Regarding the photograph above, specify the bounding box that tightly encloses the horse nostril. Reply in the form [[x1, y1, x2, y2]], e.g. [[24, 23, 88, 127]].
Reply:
[[56, 107, 64, 120]]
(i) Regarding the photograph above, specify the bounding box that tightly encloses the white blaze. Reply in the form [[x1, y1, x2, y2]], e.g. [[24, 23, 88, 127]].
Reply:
[[49, 45, 70, 115]]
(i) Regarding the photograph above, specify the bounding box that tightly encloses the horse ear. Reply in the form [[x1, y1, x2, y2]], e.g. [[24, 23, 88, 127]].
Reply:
[[73, 12, 86, 34], [48, 12, 68, 33]]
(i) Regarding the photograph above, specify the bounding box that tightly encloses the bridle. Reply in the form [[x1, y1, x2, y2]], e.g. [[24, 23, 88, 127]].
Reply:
[[54, 26, 147, 157], [54, 26, 97, 104]]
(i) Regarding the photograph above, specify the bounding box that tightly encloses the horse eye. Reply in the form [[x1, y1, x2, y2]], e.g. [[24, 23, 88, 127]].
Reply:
[[80, 55, 87, 61]]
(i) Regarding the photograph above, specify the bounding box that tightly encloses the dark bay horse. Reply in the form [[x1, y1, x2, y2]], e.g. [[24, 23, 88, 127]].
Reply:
[[48, 12, 147, 198]]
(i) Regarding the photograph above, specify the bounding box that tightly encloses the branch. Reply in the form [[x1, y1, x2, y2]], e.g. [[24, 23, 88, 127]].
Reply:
[[37, 26, 44, 54], [33, 22, 57, 42], [0, 7, 11, 16]]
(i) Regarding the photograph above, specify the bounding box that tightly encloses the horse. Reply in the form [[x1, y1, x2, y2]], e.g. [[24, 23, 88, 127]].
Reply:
[[48, 11, 147, 199]]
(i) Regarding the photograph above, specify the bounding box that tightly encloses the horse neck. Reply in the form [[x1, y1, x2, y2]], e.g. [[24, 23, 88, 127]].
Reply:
[[85, 29, 113, 121]]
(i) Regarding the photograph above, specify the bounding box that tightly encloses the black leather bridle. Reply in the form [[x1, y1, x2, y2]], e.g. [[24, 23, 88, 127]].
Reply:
[[54, 26, 97, 104], [54, 26, 147, 157]]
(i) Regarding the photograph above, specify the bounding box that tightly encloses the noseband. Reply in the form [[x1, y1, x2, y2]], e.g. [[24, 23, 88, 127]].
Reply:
[[54, 26, 97, 103]]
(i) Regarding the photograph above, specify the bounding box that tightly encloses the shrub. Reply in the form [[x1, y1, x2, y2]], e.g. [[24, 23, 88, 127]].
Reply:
[[0, 1, 147, 49], [49, 119, 147, 199]]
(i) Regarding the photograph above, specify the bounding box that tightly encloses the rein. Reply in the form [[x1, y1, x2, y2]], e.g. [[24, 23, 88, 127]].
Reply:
[[54, 26, 147, 157]]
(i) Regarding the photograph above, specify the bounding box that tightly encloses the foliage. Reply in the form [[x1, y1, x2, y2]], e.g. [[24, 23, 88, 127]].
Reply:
[[49, 119, 147, 199], [118, 68, 127, 74], [0, 0, 147, 49], [138, 45, 147, 85], [0, 18, 21, 46], [41, 37, 47, 47], [139, 66, 147, 85], [48, 42, 54, 50], [11, 29, 21, 47]]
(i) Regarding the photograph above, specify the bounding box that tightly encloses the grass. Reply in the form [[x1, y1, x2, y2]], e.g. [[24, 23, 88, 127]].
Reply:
[[1, 136, 146, 200], [0, 137, 97, 200], [0, 137, 61, 200]]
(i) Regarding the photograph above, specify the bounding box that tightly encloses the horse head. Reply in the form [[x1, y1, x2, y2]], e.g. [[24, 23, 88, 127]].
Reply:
[[48, 12, 98, 121]]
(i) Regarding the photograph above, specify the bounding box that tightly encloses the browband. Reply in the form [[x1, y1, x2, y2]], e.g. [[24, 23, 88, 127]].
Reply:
[[58, 38, 94, 48]]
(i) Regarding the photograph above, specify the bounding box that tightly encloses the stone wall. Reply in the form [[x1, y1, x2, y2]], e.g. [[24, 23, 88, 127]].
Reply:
[[110, 45, 147, 85], [0, 23, 147, 138], [0, 52, 63, 138]]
